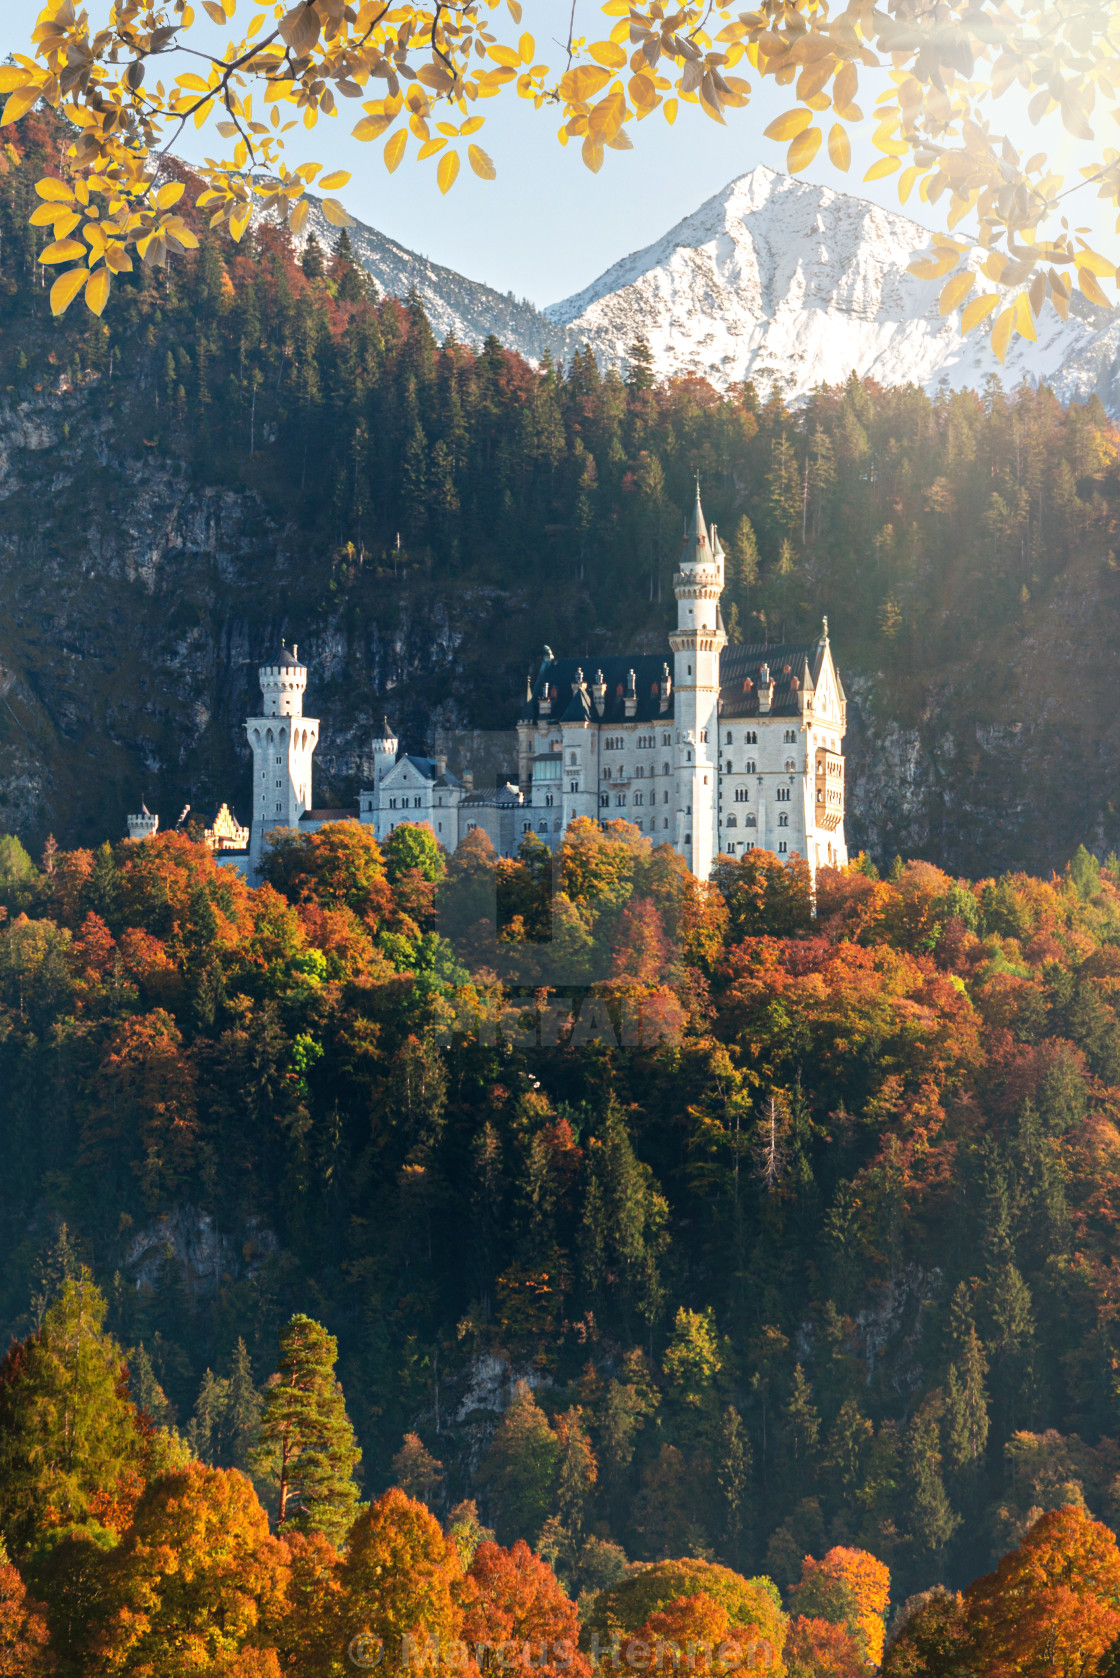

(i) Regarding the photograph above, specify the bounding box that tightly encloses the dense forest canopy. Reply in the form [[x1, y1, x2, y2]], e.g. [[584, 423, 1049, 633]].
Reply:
[[1, 114, 1120, 870]]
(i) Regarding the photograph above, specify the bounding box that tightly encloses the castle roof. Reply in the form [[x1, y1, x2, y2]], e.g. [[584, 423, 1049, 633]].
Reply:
[[277, 645, 302, 669], [680, 480, 710, 566], [719, 637, 830, 718], [376, 715, 397, 740], [521, 654, 673, 727]]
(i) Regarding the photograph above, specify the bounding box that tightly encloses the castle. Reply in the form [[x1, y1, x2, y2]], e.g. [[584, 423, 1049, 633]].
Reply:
[[128, 488, 848, 879]]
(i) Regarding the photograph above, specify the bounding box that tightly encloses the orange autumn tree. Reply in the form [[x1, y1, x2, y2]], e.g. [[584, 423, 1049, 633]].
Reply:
[[341, 1489, 463, 1674], [583, 1559, 787, 1676], [461, 1539, 588, 1678], [91, 1464, 289, 1675], [631, 1591, 746, 1676], [790, 1548, 891, 1667], [784, 1615, 865, 1678], [963, 1504, 1120, 1678], [0, 1558, 53, 1676]]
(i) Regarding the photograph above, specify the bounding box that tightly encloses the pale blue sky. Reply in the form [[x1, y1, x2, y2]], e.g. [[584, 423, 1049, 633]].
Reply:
[[2, 1, 1110, 308]]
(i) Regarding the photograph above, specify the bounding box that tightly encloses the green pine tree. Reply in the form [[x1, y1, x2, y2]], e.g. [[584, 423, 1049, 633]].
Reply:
[[716, 1404, 752, 1558], [0, 1271, 146, 1555], [906, 1404, 960, 1561], [250, 1314, 362, 1545], [478, 1378, 560, 1544], [946, 1326, 989, 1474]]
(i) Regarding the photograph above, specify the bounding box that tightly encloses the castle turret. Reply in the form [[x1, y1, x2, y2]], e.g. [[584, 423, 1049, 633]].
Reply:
[[245, 643, 319, 862], [372, 716, 398, 789], [670, 480, 726, 876], [127, 802, 158, 842]]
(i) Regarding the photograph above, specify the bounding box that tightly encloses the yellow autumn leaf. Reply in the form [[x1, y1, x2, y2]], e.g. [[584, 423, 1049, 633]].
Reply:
[[384, 130, 407, 173], [39, 238, 87, 265], [1075, 248, 1115, 278], [582, 134, 605, 171], [589, 42, 627, 69], [764, 108, 812, 142], [49, 267, 88, 317], [559, 65, 613, 102], [1078, 266, 1112, 307], [787, 126, 822, 173], [155, 183, 185, 210], [417, 138, 447, 159], [0, 70, 30, 93], [353, 112, 394, 140], [84, 267, 110, 316], [898, 165, 922, 204], [989, 308, 1014, 364], [104, 246, 133, 274], [828, 124, 850, 171], [320, 170, 351, 190], [436, 150, 460, 194], [1012, 292, 1037, 341], [519, 33, 535, 63], [864, 156, 900, 180], [960, 292, 1001, 334], [468, 144, 496, 179], [290, 199, 310, 235], [322, 198, 354, 227], [35, 177, 74, 203], [939, 271, 974, 315], [488, 45, 521, 69], [1, 86, 41, 127], [664, 98, 678, 125]]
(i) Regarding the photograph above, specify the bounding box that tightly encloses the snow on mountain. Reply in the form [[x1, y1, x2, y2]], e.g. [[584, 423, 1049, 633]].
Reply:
[[298, 164, 1120, 410], [545, 165, 1120, 408]]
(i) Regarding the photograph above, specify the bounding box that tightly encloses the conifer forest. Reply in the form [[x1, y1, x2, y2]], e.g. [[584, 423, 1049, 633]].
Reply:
[[4, 112, 1120, 1676]]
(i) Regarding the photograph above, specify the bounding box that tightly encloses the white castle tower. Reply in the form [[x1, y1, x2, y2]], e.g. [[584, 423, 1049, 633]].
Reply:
[[371, 716, 398, 790], [671, 482, 726, 877], [246, 644, 319, 861], [127, 802, 159, 841]]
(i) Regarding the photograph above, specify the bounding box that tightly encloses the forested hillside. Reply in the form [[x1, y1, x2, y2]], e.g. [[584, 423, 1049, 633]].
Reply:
[[4, 812, 1120, 1648], [1, 115, 1120, 871]]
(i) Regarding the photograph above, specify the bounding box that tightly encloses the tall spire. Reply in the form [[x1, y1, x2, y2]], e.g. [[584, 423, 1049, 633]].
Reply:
[[680, 474, 709, 564]]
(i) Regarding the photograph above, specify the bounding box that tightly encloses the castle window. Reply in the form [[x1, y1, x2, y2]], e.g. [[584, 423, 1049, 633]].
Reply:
[[784, 729, 796, 743], [727, 814, 738, 828], [634, 792, 643, 806], [663, 733, 671, 746], [746, 760, 756, 774], [663, 818, 669, 829], [779, 813, 789, 827], [663, 763, 670, 776], [745, 731, 757, 744], [663, 791, 669, 804], [553, 818, 561, 832], [467, 821, 477, 832], [727, 842, 736, 854], [726, 761, 733, 774], [545, 794, 553, 808], [746, 813, 757, 827], [276, 802, 281, 813], [570, 781, 578, 793], [700, 730, 708, 743], [539, 821, 548, 832], [735, 789, 749, 803], [523, 822, 531, 833], [276, 779, 282, 788], [414, 796, 422, 808], [785, 759, 796, 772], [777, 788, 791, 803], [569, 752, 578, 765], [726, 731, 732, 744], [602, 768, 611, 780], [600, 794, 609, 807], [778, 840, 788, 854], [616, 794, 626, 807], [276, 755, 282, 765]]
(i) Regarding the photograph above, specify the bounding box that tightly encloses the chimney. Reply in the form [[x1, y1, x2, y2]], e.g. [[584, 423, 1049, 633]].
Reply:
[[572, 665, 586, 696], [435, 751, 447, 777], [758, 663, 773, 715], [463, 771, 474, 793], [592, 669, 607, 716], [624, 667, 638, 720], [659, 662, 672, 714]]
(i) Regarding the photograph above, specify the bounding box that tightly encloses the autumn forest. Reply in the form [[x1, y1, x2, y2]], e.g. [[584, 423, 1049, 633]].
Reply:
[[4, 100, 1120, 1677]]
